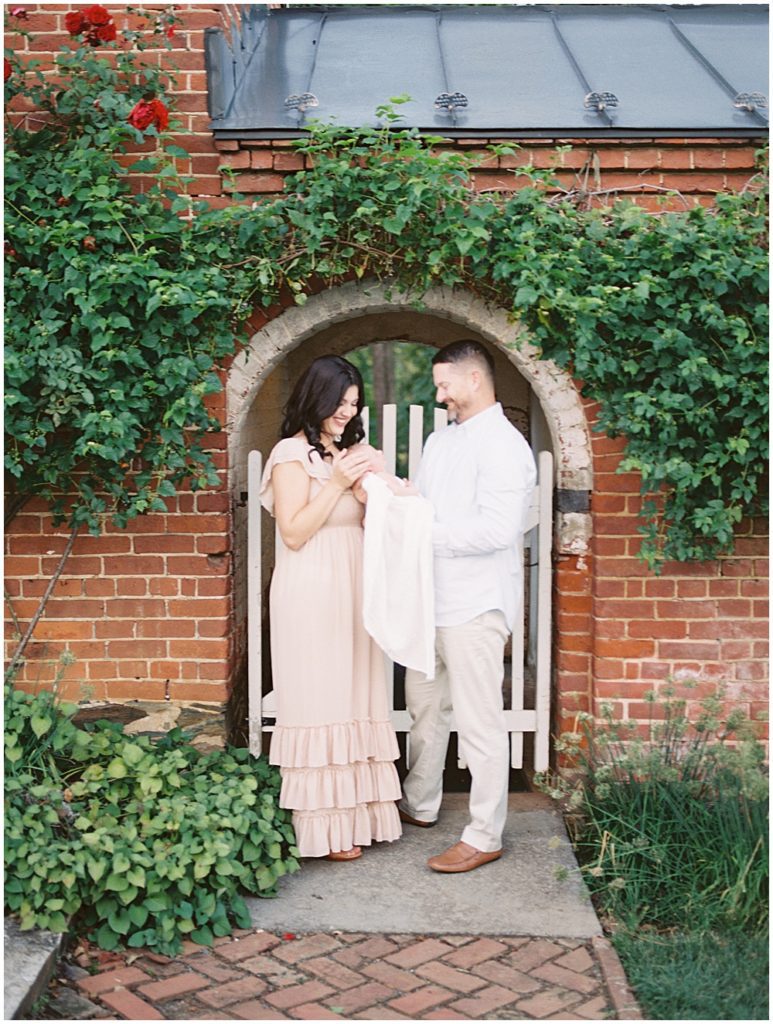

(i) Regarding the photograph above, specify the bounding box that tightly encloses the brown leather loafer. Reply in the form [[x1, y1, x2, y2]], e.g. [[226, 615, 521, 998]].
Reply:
[[398, 807, 437, 828], [427, 841, 502, 873]]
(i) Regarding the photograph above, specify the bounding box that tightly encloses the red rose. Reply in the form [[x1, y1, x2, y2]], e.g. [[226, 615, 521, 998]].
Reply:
[[127, 97, 169, 132], [64, 11, 86, 35], [66, 5, 115, 45], [89, 21, 116, 44], [4, 58, 11, 83], [82, 4, 111, 25], [10, 6, 28, 19]]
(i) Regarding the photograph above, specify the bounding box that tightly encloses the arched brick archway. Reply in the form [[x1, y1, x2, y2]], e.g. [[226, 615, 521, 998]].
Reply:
[[226, 280, 595, 755]]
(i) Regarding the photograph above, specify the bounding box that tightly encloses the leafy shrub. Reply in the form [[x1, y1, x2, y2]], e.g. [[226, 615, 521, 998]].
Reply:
[[537, 685, 769, 934], [4, 684, 299, 953]]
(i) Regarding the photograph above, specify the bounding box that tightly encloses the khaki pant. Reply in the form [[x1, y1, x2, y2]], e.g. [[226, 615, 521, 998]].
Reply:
[[400, 610, 510, 852]]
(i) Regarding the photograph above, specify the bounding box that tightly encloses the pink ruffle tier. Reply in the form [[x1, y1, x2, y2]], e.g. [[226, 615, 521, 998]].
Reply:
[[270, 719, 403, 858]]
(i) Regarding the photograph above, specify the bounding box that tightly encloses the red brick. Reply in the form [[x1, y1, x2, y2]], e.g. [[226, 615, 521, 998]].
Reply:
[[471, 958, 542, 992], [628, 620, 686, 639], [595, 638, 655, 658], [34, 620, 94, 640], [199, 976, 269, 1008], [290, 1003, 343, 1019], [333, 937, 400, 966], [106, 680, 167, 700], [104, 598, 165, 618], [388, 984, 453, 1015], [138, 973, 210, 1000], [659, 641, 721, 660], [99, 987, 165, 1019], [116, 578, 149, 596], [240, 955, 304, 987], [134, 535, 195, 553], [417, 959, 488, 994], [78, 966, 152, 995], [517, 989, 584, 1017], [594, 599, 652, 619], [137, 620, 196, 638], [265, 981, 335, 1009], [231, 1002, 289, 1019], [442, 937, 509, 968], [508, 938, 565, 972], [360, 961, 424, 992], [214, 932, 282, 962], [573, 994, 613, 1018], [386, 938, 454, 969], [272, 934, 342, 965], [169, 598, 229, 617], [178, 954, 240, 982], [319, 981, 394, 1014], [46, 599, 105, 619], [273, 152, 304, 171], [302, 955, 364, 990], [226, 172, 286, 194], [532, 961, 599, 994], [450, 983, 520, 1016]]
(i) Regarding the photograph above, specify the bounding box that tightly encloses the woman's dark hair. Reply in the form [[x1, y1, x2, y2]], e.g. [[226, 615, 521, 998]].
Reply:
[[281, 355, 366, 459]]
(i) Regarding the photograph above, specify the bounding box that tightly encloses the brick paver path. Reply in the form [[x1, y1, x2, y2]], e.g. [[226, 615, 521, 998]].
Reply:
[[56, 928, 625, 1020]]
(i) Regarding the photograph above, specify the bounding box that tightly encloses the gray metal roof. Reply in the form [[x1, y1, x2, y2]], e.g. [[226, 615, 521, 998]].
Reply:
[[205, 4, 769, 138]]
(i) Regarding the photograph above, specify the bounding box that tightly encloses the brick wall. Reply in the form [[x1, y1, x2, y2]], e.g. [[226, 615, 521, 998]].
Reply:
[[5, 4, 768, 751]]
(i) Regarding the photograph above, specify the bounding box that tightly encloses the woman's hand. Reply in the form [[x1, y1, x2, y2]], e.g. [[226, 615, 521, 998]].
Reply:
[[331, 448, 373, 491]]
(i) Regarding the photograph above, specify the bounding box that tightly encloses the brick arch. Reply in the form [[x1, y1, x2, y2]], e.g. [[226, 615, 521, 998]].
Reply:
[[227, 279, 594, 539]]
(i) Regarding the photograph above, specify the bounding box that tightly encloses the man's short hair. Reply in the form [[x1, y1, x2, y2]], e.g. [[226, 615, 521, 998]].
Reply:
[[432, 340, 495, 384]]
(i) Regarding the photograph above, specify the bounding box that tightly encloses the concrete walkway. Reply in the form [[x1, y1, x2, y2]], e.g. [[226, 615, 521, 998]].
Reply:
[[21, 794, 642, 1020], [246, 794, 600, 938]]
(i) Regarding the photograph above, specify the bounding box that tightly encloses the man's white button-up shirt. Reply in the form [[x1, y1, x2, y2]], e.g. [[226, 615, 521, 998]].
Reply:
[[415, 402, 537, 630]]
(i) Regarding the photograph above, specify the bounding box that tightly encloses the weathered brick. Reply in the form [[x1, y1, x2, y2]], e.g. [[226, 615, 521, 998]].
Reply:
[[264, 981, 335, 1009], [99, 987, 165, 1020], [78, 967, 152, 995], [386, 938, 454, 969], [138, 973, 211, 1000], [388, 985, 454, 1015]]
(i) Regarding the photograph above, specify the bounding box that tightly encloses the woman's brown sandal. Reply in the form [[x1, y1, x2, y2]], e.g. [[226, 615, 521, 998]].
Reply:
[[326, 846, 362, 861]]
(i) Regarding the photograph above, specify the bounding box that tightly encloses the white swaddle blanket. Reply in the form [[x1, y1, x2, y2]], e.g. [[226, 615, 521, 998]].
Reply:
[[361, 474, 435, 680]]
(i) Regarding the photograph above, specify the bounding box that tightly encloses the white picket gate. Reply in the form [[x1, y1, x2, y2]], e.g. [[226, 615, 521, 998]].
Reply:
[[247, 404, 553, 771]]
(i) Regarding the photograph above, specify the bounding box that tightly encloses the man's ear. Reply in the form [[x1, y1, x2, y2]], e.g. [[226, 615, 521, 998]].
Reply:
[[469, 368, 481, 391]]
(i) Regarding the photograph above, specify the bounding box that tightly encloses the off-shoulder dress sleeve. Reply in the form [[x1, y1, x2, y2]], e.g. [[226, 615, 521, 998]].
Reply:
[[259, 437, 328, 514]]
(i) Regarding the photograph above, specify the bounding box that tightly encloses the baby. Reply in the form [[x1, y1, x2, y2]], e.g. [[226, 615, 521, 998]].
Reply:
[[350, 443, 419, 500]]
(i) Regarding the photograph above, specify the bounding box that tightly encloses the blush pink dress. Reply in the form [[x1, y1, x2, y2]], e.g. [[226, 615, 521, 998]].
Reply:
[[259, 436, 402, 857]]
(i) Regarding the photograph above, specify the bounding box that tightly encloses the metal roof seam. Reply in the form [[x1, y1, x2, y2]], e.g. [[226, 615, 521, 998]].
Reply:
[[666, 14, 769, 128]]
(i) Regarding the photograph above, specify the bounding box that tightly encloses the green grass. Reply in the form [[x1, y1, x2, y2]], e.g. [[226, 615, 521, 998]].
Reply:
[[612, 929, 769, 1021], [537, 686, 769, 1020]]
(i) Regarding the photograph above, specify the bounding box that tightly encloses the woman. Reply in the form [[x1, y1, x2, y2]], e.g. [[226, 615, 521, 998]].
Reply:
[[259, 354, 403, 861]]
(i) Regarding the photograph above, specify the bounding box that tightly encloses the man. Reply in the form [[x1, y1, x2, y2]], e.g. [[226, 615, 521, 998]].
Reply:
[[398, 340, 537, 873]]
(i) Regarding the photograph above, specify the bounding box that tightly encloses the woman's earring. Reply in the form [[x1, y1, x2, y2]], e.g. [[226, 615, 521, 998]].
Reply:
[[334, 434, 342, 442]]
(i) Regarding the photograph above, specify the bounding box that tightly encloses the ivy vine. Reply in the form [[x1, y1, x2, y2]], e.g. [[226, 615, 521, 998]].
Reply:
[[4, 17, 768, 570]]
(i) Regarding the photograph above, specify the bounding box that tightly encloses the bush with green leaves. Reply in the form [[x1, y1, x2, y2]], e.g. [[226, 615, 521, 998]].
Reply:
[[537, 686, 768, 934], [4, 683, 299, 953]]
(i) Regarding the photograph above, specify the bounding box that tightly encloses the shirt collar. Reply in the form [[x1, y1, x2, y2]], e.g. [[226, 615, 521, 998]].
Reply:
[[455, 401, 503, 434]]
